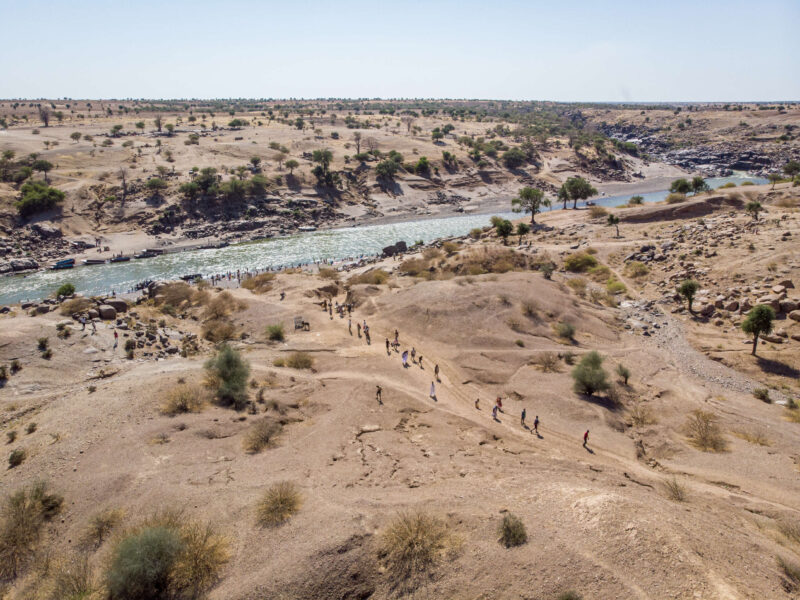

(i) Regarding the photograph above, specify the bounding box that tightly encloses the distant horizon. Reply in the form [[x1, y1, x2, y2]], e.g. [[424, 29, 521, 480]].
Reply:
[[2, 98, 799, 105], [2, 0, 798, 102]]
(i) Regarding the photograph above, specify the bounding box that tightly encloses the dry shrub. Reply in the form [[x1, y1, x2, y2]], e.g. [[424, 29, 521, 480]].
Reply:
[[663, 477, 687, 502], [534, 352, 560, 372], [317, 268, 339, 280], [498, 513, 527, 547], [83, 508, 125, 548], [564, 252, 598, 272], [266, 323, 285, 342], [0, 481, 63, 580], [459, 247, 528, 275], [348, 269, 390, 285], [665, 192, 686, 204], [422, 247, 442, 260], [627, 401, 655, 427], [203, 291, 237, 320], [442, 241, 460, 255], [506, 318, 525, 333], [777, 555, 800, 586], [158, 282, 196, 309], [241, 272, 276, 293], [685, 409, 726, 452], [753, 387, 770, 403], [732, 428, 771, 446], [555, 322, 575, 340], [522, 301, 538, 319], [59, 297, 92, 316], [775, 196, 799, 208], [256, 481, 301, 527], [379, 512, 452, 589], [398, 258, 430, 277], [778, 520, 800, 546], [624, 261, 649, 278], [243, 418, 282, 453], [567, 277, 587, 296], [104, 511, 229, 600], [785, 407, 800, 423], [201, 319, 236, 342], [47, 552, 98, 599], [588, 205, 608, 218], [161, 384, 206, 416], [286, 352, 313, 369]]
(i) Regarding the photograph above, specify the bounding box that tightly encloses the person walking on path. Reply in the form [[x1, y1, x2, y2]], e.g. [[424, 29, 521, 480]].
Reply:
[[385, 338, 391, 355], [521, 408, 526, 427], [394, 329, 399, 344], [357, 322, 362, 338], [583, 430, 590, 448], [434, 364, 440, 381], [80, 316, 86, 331], [429, 381, 436, 400], [410, 348, 416, 363], [492, 405, 499, 420], [496, 397, 503, 413], [418, 355, 423, 369], [376, 385, 383, 405], [402, 350, 409, 368], [348, 319, 352, 335], [113, 330, 119, 349], [533, 415, 539, 435], [91, 320, 97, 334], [475, 398, 480, 410]]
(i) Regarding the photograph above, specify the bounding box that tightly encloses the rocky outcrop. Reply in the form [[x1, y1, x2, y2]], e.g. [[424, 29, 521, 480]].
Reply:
[[619, 195, 744, 224]]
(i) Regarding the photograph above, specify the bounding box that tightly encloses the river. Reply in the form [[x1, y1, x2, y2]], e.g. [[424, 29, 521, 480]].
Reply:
[[0, 175, 766, 305]]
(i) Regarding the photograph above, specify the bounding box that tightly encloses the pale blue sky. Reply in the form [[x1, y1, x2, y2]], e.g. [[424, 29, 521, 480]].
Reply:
[[2, 0, 798, 101]]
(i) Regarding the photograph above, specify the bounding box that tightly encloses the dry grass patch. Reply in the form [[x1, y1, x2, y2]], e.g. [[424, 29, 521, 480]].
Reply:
[[317, 268, 339, 280], [59, 297, 92, 316], [379, 512, 453, 590], [663, 477, 687, 502], [348, 269, 390, 285], [256, 481, 301, 527], [285, 352, 313, 369], [685, 410, 727, 452], [201, 318, 236, 342], [0, 481, 63, 581], [627, 401, 656, 427], [241, 272, 276, 293], [564, 252, 598, 273], [588, 205, 608, 218], [732, 428, 771, 446], [624, 261, 650, 278], [161, 383, 206, 416], [83, 508, 125, 548]]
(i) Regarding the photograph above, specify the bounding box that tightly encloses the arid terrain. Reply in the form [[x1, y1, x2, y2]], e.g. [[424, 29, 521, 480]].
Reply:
[[1, 100, 799, 270], [1, 176, 799, 599]]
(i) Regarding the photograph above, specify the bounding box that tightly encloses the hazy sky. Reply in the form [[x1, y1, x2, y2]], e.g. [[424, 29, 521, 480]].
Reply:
[[2, 0, 798, 101]]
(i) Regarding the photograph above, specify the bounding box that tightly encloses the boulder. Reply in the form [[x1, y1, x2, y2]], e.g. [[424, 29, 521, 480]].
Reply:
[[757, 295, 781, 311], [105, 299, 129, 313], [31, 223, 62, 238], [714, 295, 726, 309], [381, 241, 408, 257], [724, 300, 739, 312], [97, 305, 117, 320], [33, 305, 50, 315], [778, 279, 794, 289], [779, 299, 799, 314], [87, 309, 99, 320], [698, 303, 715, 317], [761, 334, 783, 344], [10, 258, 39, 271], [789, 310, 800, 322]]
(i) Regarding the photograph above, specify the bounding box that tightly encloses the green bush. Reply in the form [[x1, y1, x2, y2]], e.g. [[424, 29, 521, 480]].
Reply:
[[8, 448, 26, 468], [564, 252, 598, 272], [106, 526, 184, 599], [555, 322, 575, 340], [571, 351, 609, 396], [616, 364, 630, 385], [498, 513, 527, 547], [37, 337, 49, 351], [204, 344, 251, 410], [15, 181, 65, 217], [55, 283, 76, 297], [665, 192, 686, 204], [753, 388, 770, 403], [266, 324, 285, 342]]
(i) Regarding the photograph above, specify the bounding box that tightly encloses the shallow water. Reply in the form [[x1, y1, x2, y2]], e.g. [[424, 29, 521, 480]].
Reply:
[[0, 175, 766, 304]]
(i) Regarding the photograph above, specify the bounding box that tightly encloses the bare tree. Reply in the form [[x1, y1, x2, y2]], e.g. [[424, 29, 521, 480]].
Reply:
[[38, 106, 51, 127], [353, 131, 362, 154], [401, 116, 415, 134], [118, 167, 128, 199], [274, 152, 287, 170], [154, 115, 163, 132], [365, 137, 378, 153]]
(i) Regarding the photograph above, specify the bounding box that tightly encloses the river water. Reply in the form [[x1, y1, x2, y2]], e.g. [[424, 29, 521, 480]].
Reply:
[[0, 175, 766, 304]]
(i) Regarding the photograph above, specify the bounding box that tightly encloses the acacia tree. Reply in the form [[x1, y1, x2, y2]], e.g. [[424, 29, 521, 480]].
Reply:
[[70, 132, 81, 143], [741, 304, 775, 356], [691, 176, 710, 195], [678, 279, 700, 313], [285, 159, 299, 175], [401, 116, 415, 134], [511, 186, 549, 224], [745, 201, 763, 221], [365, 137, 378, 153], [495, 219, 513, 244], [558, 184, 569, 210], [565, 176, 597, 209], [32, 159, 53, 183], [516, 222, 530, 244], [118, 167, 128, 198], [767, 173, 782, 189], [607, 214, 620, 237], [352, 131, 362, 154], [38, 106, 50, 127], [784, 160, 800, 178], [135, 121, 145, 134]]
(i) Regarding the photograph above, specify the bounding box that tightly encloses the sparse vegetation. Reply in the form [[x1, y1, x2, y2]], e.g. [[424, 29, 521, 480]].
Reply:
[[83, 508, 125, 548], [55, 283, 75, 297], [256, 481, 301, 527], [741, 304, 775, 356], [663, 478, 687, 502], [161, 384, 206, 415], [616, 364, 630, 385], [753, 387, 770, 403], [678, 279, 700, 312], [243, 418, 282, 453], [266, 323, 285, 342], [498, 513, 527, 547], [534, 352, 560, 372], [564, 252, 598, 272], [285, 352, 313, 369], [204, 344, 251, 410], [571, 351, 609, 396], [685, 410, 727, 452], [8, 448, 26, 468], [241, 272, 275, 294], [555, 322, 575, 340], [379, 512, 452, 589]]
